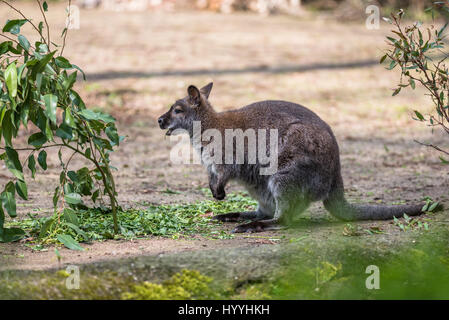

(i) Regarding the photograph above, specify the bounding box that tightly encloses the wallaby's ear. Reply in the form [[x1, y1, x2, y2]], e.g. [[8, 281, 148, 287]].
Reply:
[[187, 85, 201, 106], [200, 82, 213, 99]]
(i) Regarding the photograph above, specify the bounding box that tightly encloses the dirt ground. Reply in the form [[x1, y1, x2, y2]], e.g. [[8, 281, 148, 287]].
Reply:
[[1, 3, 449, 271]]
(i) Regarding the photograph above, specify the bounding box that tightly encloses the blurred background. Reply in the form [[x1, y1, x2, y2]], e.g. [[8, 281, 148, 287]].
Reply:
[[2, 1, 449, 298], [1, 0, 448, 217]]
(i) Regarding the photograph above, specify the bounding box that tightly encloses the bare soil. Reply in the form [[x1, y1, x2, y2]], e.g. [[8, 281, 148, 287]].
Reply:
[[1, 3, 448, 272]]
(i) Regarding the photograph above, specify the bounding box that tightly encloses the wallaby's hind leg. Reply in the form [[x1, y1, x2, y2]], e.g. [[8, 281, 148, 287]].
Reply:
[[212, 211, 259, 222], [233, 218, 283, 233], [232, 199, 309, 233], [233, 173, 311, 233], [213, 202, 273, 223]]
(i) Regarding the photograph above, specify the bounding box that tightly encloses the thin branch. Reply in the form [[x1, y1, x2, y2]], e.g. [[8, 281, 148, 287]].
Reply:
[[36, 0, 50, 50], [60, 0, 72, 56], [55, 148, 77, 220], [0, 34, 20, 46], [0, 144, 65, 151], [414, 139, 449, 156]]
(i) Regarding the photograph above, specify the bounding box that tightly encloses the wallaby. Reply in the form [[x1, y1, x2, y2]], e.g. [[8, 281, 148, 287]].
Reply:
[[158, 83, 424, 233]]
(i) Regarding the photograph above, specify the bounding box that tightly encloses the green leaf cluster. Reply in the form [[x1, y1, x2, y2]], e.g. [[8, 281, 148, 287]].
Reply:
[[0, 2, 121, 242], [382, 8, 449, 162]]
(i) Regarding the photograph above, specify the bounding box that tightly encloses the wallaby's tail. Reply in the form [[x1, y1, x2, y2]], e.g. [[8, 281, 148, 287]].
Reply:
[[323, 187, 423, 221]]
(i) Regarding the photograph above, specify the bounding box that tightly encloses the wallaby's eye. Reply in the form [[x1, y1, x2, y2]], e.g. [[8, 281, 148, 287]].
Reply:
[[174, 108, 184, 114]]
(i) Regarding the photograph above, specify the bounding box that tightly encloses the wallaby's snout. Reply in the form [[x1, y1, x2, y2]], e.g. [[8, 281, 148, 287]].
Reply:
[[157, 110, 174, 135], [157, 113, 169, 129]]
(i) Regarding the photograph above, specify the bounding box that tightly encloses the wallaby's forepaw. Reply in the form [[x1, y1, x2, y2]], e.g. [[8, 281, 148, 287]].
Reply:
[[210, 186, 226, 200], [213, 190, 226, 200], [232, 220, 282, 233]]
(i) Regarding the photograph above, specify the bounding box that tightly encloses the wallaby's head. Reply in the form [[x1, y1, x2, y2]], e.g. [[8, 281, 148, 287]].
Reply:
[[158, 82, 214, 136]]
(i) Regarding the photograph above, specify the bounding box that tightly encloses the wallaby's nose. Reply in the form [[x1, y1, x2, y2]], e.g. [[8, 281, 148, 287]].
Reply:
[[158, 117, 165, 129]]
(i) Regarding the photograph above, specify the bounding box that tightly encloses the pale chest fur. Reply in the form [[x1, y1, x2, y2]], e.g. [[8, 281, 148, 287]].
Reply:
[[191, 136, 217, 175]]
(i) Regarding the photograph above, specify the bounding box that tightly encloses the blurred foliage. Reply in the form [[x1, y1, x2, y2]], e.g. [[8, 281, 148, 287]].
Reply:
[[0, 268, 218, 300], [121, 270, 216, 300], [2, 227, 448, 299], [269, 228, 449, 299]]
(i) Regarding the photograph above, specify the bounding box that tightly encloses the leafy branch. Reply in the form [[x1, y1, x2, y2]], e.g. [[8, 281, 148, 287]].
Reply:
[[0, 1, 122, 244], [382, 5, 449, 158]]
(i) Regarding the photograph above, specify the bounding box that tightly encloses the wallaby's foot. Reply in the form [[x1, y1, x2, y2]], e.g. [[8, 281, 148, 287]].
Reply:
[[232, 219, 283, 233], [212, 211, 258, 222]]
